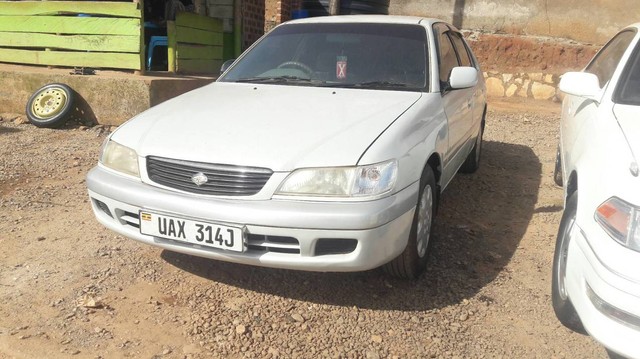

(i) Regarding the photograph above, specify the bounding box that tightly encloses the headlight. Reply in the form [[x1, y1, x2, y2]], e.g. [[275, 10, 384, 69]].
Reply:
[[595, 197, 640, 252], [276, 160, 397, 198], [100, 139, 140, 177]]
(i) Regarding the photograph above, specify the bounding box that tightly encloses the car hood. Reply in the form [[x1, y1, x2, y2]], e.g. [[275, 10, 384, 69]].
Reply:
[[613, 104, 640, 161], [112, 82, 422, 171]]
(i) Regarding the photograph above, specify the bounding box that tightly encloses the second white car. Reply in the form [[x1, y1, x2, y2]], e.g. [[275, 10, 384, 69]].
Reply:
[[554, 23, 640, 359]]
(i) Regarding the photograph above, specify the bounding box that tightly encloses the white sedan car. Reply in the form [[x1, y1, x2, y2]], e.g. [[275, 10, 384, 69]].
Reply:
[[87, 16, 486, 279], [553, 24, 640, 358]]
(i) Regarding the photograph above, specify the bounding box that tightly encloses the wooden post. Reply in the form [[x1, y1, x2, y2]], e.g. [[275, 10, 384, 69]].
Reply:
[[167, 21, 177, 73], [134, 0, 145, 75], [328, 0, 340, 15]]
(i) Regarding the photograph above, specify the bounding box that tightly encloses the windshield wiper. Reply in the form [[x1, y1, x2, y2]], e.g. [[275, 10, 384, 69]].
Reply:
[[321, 81, 409, 89], [235, 76, 313, 84]]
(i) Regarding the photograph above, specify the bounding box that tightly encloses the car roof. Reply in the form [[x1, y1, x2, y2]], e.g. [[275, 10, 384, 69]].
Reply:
[[284, 15, 444, 27]]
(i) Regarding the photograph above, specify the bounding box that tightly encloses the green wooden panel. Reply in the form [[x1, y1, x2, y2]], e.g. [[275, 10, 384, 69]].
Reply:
[[177, 44, 222, 60], [223, 32, 234, 61], [0, 48, 141, 70], [0, 16, 140, 36], [0, 1, 141, 18], [175, 12, 222, 32], [0, 31, 139, 52], [176, 26, 223, 46], [177, 59, 223, 74]]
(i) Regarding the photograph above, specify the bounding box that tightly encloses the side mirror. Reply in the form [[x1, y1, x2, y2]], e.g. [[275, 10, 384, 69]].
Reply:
[[559, 72, 601, 102], [448, 67, 478, 90], [220, 59, 236, 74]]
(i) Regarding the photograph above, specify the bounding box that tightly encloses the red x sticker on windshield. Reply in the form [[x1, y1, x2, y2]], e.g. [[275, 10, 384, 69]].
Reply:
[[336, 56, 347, 79]]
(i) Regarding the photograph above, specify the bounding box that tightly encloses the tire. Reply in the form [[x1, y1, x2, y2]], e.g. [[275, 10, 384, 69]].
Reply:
[[459, 112, 484, 174], [554, 145, 563, 186], [25, 83, 75, 128], [606, 349, 629, 359], [383, 165, 437, 279], [551, 193, 586, 334]]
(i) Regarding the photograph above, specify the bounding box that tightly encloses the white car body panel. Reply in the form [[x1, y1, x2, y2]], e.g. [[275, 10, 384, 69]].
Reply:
[[558, 23, 640, 359], [613, 104, 640, 158], [113, 83, 422, 171]]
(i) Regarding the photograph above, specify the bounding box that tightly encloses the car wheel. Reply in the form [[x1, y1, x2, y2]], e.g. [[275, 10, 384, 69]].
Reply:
[[459, 125, 483, 174], [551, 193, 586, 333], [554, 145, 563, 186], [383, 165, 436, 279], [606, 349, 629, 359], [25, 83, 75, 128]]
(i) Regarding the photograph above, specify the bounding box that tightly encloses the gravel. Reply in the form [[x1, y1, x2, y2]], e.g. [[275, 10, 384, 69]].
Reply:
[[0, 103, 608, 358]]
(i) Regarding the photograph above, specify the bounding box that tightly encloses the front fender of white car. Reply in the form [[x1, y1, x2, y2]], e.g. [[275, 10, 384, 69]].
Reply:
[[565, 102, 640, 279], [359, 93, 448, 192]]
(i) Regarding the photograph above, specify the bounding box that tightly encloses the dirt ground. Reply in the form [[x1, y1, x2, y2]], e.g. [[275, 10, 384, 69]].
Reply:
[[0, 98, 608, 359]]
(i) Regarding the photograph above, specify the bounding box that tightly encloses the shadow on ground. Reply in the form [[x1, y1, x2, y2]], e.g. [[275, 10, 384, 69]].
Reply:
[[0, 125, 23, 134], [162, 140, 541, 311]]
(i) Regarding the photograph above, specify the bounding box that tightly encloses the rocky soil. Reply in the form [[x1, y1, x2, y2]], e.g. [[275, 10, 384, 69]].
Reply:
[[0, 100, 608, 358]]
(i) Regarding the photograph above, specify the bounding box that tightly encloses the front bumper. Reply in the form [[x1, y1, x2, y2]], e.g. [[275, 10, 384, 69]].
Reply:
[[566, 224, 640, 358], [86, 166, 419, 272]]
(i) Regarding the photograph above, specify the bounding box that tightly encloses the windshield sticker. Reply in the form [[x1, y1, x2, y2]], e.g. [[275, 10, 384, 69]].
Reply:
[[336, 56, 347, 80]]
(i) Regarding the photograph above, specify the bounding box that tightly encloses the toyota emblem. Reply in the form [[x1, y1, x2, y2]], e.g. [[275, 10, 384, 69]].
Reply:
[[191, 172, 208, 186]]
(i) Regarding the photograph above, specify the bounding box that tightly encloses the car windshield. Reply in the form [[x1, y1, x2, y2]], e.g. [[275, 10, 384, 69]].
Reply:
[[615, 39, 640, 106], [219, 22, 428, 91]]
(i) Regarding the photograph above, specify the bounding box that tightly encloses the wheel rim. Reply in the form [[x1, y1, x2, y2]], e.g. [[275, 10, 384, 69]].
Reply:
[[557, 216, 575, 301], [416, 184, 433, 258], [31, 87, 68, 119]]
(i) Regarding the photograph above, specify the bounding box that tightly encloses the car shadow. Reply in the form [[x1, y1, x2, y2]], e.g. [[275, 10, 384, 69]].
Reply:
[[161, 140, 541, 311], [0, 124, 23, 134]]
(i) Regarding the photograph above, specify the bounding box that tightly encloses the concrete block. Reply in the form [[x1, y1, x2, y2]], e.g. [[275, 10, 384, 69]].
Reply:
[[0, 64, 214, 126]]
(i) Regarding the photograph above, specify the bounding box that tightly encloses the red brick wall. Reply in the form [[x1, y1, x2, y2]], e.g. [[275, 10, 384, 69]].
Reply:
[[277, 0, 300, 23], [243, 0, 266, 50], [265, 0, 298, 32]]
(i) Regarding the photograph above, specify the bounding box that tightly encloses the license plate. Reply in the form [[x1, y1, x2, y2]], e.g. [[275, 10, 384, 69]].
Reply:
[[139, 211, 244, 252]]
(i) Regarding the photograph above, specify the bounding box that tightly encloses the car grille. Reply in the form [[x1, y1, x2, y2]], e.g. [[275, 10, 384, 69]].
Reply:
[[146, 156, 273, 196]]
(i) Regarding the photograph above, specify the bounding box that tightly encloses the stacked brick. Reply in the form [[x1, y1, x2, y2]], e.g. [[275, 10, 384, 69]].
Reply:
[[242, 0, 266, 49]]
